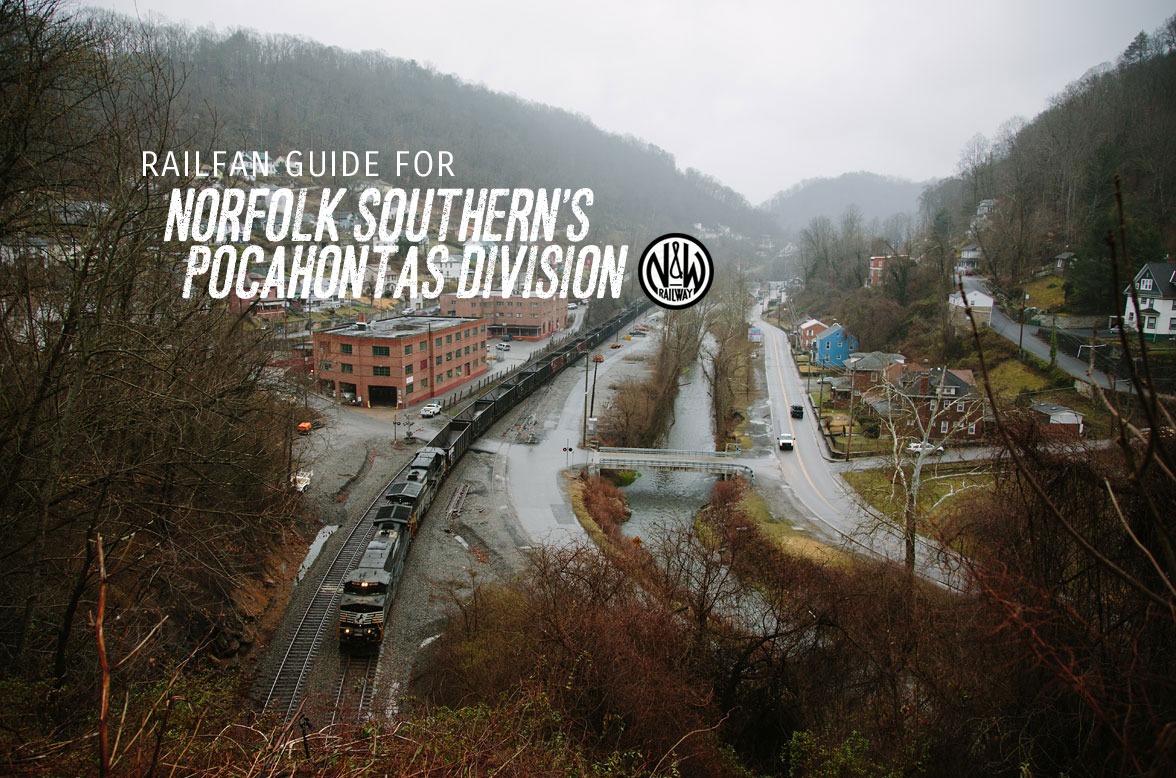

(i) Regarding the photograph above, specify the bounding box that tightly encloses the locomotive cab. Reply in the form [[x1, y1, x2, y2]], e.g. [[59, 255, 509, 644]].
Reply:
[[338, 568, 390, 649]]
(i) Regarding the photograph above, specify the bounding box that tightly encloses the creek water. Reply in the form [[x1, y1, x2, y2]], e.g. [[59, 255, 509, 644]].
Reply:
[[620, 356, 719, 540]]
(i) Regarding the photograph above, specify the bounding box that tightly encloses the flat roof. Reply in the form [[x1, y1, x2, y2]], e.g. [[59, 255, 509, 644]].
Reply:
[[322, 315, 481, 340]]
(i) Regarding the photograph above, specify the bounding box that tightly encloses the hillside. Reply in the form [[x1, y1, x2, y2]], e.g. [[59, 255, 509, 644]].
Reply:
[[760, 171, 930, 233], [144, 23, 779, 248]]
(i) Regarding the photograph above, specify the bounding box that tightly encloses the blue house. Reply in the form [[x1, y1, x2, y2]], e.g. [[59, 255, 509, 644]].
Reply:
[[811, 324, 858, 366]]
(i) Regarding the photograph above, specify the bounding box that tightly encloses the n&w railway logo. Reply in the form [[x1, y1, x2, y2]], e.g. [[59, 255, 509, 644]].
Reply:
[[637, 233, 714, 310]]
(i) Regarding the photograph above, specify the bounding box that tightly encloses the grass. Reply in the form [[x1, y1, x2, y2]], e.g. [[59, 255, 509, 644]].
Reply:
[[738, 489, 849, 566], [985, 358, 1050, 399], [842, 466, 994, 533], [1024, 276, 1067, 312]]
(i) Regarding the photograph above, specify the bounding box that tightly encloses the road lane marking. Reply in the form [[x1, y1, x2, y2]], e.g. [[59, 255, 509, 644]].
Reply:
[[764, 320, 842, 516]]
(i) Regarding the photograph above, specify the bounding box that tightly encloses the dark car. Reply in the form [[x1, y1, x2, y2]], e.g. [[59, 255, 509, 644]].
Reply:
[[790, 404, 804, 418]]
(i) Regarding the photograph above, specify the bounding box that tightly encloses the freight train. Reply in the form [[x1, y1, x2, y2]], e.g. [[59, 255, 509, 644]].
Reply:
[[337, 301, 648, 651]]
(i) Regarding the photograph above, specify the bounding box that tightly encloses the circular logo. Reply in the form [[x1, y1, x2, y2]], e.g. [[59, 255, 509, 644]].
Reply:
[[637, 233, 714, 310]]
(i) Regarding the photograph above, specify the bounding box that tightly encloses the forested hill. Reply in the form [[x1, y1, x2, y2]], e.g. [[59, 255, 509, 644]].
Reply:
[[760, 172, 929, 233], [142, 22, 778, 245], [917, 19, 1176, 309]]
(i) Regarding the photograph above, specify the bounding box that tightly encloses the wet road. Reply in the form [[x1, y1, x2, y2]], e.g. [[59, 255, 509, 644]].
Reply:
[[754, 307, 960, 581]]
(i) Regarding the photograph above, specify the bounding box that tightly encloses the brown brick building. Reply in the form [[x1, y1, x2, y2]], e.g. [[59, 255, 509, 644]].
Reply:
[[439, 292, 568, 340], [313, 315, 487, 407]]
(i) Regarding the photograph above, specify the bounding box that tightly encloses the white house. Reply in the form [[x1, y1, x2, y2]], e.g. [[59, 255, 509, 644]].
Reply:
[[1123, 262, 1176, 342], [948, 289, 994, 327]]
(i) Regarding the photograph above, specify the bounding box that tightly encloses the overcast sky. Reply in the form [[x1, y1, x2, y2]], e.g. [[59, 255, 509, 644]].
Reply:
[[95, 0, 1172, 203]]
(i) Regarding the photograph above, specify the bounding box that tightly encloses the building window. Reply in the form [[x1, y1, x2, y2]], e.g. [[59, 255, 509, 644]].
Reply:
[[456, 366, 462, 376], [940, 420, 949, 434], [341, 363, 353, 374], [465, 346, 470, 355], [404, 344, 413, 355], [446, 334, 452, 344], [956, 401, 965, 412], [420, 359, 428, 369], [447, 369, 453, 379], [1139, 278, 1153, 291], [405, 364, 414, 376], [340, 343, 352, 355], [967, 423, 977, 435], [435, 337, 442, 347], [435, 356, 442, 366], [421, 378, 428, 388], [320, 361, 333, 371], [373, 366, 390, 377], [405, 383, 414, 394], [446, 352, 452, 362], [372, 346, 390, 357], [464, 329, 470, 337], [455, 331, 461, 341], [481, 325, 485, 332], [930, 400, 937, 412]]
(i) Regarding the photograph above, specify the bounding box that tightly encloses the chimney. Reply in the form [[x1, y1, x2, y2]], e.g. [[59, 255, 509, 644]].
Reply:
[[358, 313, 366, 323]]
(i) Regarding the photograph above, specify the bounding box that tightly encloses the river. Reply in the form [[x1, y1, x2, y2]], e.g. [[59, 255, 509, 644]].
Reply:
[[619, 354, 719, 540]]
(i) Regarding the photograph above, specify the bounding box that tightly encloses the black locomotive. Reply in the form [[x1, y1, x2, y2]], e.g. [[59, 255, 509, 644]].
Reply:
[[337, 301, 648, 651]]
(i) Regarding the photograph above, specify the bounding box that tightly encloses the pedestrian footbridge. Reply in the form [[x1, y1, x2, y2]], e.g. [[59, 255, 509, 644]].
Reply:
[[592, 446, 754, 481]]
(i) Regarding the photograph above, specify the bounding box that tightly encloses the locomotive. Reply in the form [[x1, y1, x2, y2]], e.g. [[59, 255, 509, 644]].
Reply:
[[336, 301, 648, 651]]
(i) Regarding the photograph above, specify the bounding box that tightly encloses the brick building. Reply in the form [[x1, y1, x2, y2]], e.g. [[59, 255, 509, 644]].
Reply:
[[439, 292, 568, 340], [313, 315, 487, 407]]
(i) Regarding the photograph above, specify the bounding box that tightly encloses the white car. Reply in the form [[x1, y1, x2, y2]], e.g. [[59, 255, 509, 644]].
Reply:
[[777, 433, 795, 451], [905, 442, 944, 456], [495, 342, 511, 351], [419, 402, 443, 418]]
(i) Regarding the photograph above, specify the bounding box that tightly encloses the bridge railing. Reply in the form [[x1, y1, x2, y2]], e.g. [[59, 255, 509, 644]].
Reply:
[[597, 456, 754, 482], [598, 446, 738, 458]]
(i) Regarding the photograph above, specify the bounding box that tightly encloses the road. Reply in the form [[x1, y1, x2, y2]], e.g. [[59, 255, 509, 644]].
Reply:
[[754, 306, 960, 582], [961, 276, 1131, 391]]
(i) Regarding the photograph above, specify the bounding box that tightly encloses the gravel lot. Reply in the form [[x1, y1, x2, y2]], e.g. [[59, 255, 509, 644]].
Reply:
[[252, 378, 538, 725]]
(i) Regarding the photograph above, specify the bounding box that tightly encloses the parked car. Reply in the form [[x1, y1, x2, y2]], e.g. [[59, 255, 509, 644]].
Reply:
[[496, 342, 511, 351], [420, 402, 443, 418], [905, 441, 945, 456], [790, 404, 804, 418], [610, 342, 622, 349], [777, 433, 795, 451], [568, 302, 578, 310]]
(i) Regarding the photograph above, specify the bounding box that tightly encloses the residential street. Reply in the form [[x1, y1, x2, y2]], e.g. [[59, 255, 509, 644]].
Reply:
[[961, 275, 1131, 391]]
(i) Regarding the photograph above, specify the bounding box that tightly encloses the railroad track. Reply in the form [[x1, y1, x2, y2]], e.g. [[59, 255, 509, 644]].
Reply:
[[331, 653, 379, 724], [254, 488, 387, 720]]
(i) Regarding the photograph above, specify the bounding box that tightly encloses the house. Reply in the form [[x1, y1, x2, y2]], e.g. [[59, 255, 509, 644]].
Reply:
[[869, 366, 986, 442], [1030, 401, 1084, 437], [811, 324, 859, 367], [948, 289, 994, 328], [797, 318, 829, 350], [1123, 262, 1176, 342], [866, 256, 890, 288], [956, 243, 982, 276], [1053, 251, 1076, 275], [844, 352, 907, 388], [228, 272, 290, 320], [971, 199, 998, 233]]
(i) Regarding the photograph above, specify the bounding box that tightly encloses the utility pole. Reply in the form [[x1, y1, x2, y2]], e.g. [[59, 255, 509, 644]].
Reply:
[[1018, 292, 1029, 360], [589, 355, 600, 418], [581, 352, 589, 448], [845, 361, 856, 460]]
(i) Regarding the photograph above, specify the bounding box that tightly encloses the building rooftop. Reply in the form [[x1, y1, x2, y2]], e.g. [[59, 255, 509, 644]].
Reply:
[[323, 315, 480, 339]]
